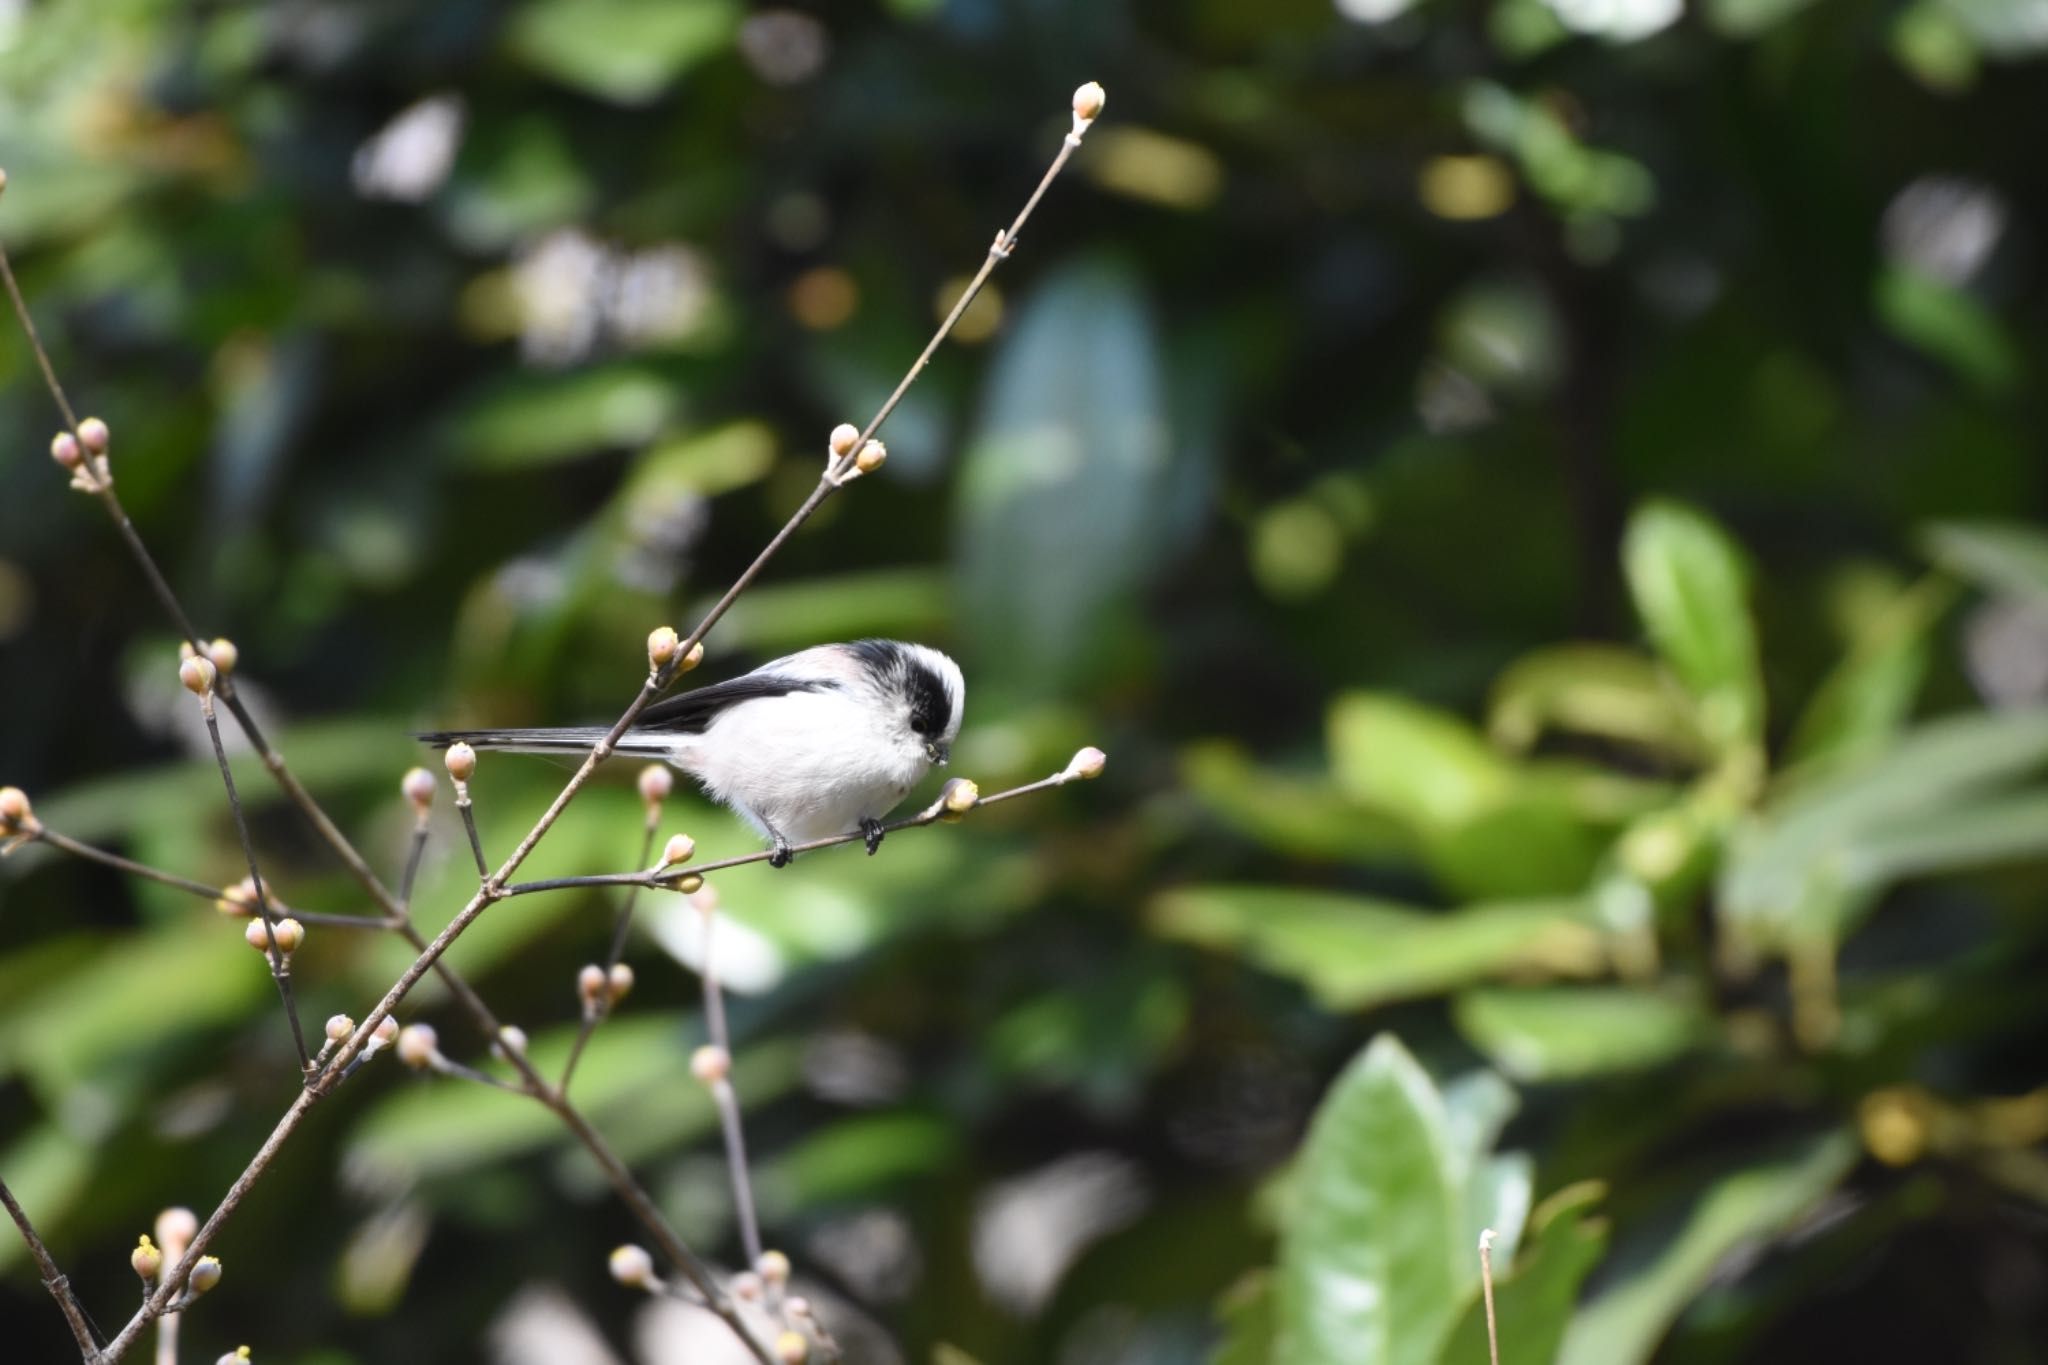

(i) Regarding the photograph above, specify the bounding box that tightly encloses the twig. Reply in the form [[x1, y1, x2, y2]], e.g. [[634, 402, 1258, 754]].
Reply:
[[454, 783, 490, 882], [502, 766, 1087, 898], [699, 909, 764, 1269], [27, 827, 393, 927], [191, 673, 311, 1074], [0, 1175, 101, 1361], [561, 814, 658, 1093], [1479, 1228, 1501, 1365]]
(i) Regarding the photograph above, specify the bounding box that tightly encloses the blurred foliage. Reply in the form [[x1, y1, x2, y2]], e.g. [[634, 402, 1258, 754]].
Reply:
[[2, 1, 2048, 1363]]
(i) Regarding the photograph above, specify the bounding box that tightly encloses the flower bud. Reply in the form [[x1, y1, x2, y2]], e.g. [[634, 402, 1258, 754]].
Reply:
[[78, 416, 111, 453], [444, 742, 476, 783], [494, 1025, 528, 1060], [1064, 746, 1107, 781], [397, 1023, 438, 1069], [371, 1015, 400, 1047], [637, 764, 672, 807], [609, 1243, 657, 1290], [155, 1207, 198, 1260], [854, 439, 887, 474], [188, 1255, 222, 1294], [578, 964, 607, 1009], [401, 766, 436, 815], [206, 638, 239, 675], [677, 641, 705, 674], [1072, 81, 1106, 123], [180, 656, 217, 696], [786, 1295, 813, 1320], [941, 777, 980, 816], [828, 423, 860, 457], [245, 916, 304, 955], [673, 872, 705, 895], [661, 833, 696, 867], [216, 1349, 251, 1365], [690, 1044, 730, 1084], [215, 877, 257, 917], [776, 1330, 809, 1363], [731, 1271, 763, 1301], [325, 1014, 355, 1043], [648, 625, 680, 669], [49, 431, 82, 470], [607, 962, 634, 1003], [0, 786, 32, 835], [132, 1235, 162, 1282], [757, 1249, 791, 1286]]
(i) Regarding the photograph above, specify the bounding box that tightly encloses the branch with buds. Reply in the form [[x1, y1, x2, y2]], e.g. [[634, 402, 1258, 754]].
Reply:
[[0, 80, 1110, 1365]]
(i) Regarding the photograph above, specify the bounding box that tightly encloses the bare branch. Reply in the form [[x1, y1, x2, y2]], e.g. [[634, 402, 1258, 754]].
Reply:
[[0, 1176, 101, 1362]]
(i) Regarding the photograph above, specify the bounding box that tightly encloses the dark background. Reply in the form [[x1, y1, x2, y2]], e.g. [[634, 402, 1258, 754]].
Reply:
[[3, 1, 2047, 1361]]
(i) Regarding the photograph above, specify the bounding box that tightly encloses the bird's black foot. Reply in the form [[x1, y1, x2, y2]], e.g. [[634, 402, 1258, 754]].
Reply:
[[768, 834, 793, 868], [861, 818, 885, 856]]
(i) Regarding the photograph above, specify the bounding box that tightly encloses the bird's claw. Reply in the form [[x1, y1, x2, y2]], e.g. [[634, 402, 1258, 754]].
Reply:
[[769, 835, 793, 869], [861, 818, 885, 857]]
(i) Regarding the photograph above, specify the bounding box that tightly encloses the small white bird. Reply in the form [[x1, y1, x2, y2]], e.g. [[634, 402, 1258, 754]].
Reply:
[[420, 640, 965, 866]]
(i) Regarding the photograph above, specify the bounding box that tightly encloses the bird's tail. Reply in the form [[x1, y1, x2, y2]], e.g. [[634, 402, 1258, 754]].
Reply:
[[415, 727, 674, 761]]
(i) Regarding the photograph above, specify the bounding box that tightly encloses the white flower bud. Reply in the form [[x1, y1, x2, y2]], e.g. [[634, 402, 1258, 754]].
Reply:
[[0, 786, 32, 835], [188, 1255, 222, 1294], [325, 1014, 355, 1043], [1072, 81, 1106, 123], [691, 1044, 730, 1084], [637, 764, 673, 807], [214, 877, 257, 917], [77, 416, 111, 453], [661, 833, 696, 867], [216, 1349, 252, 1365], [397, 1023, 438, 1069], [131, 1235, 162, 1282], [155, 1207, 198, 1260], [609, 1243, 657, 1289], [206, 638, 239, 675], [180, 656, 217, 696], [1064, 746, 1107, 780], [854, 439, 887, 474], [756, 1249, 791, 1286], [371, 1015, 400, 1047], [673, 872, 705, 895], [493, 1025, 528, 1061], [578, 964, 607, 1009], [648, 626, 680, 669], [444, 742, 476, 782], [828, 423, 861, 457], [731, 1271, 763, 1301], [245, 916, 303, 955], [776, 1330, 809, 1362], [401, 766, 436, 815], [607, 962, 634, 1004], [677, 641, 704, 674], [49, 431, 82, 471], [940, 777, 980, 816]]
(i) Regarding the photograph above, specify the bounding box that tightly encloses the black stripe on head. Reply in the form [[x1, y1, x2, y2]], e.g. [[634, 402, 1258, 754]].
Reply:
[[905, 661, 951, 739], [843, 639, 910, 687]]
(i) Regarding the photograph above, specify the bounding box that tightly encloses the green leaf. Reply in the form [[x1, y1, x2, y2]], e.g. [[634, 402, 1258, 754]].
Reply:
[[1330, 694, 1512, 827], [1180, 741, 1414, 865], [1621, 501, 1764, 753], [1213, 1271, 1278, 1365], [1453, 986, 1710, 1081], [1438, 1182, 1609, 1365], [756, 1113, 959, 1215], [506, 0, 739, 104], [1875, 265, 2020, 393], [1276, 1035, 1466, 1365], [1488, 644, 1703, 760], [956, 256, 1170, 696], [1842, 787, 2048, 889], [1152, 886, 1603, 1011], [450, 364, 680, 469], [1922, 520, 2048, 605], [1787, 577, 1954, 768], [1722, 708, 2048, 948], [1557, 1133, 1857, 1365]]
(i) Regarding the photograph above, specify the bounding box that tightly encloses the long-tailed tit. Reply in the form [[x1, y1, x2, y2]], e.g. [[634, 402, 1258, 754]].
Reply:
[[420, 639, 964, 866]]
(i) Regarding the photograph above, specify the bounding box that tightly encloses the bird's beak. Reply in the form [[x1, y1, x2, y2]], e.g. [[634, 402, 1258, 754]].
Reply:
[[927, 741, 950, 766]]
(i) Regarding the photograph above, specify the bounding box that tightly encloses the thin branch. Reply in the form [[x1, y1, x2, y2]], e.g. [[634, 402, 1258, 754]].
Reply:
[[195, 687, 311, 1074], [27, 827, 393, 927], [700, 910, 764, 1269], [1479, 1228, 1501, 1365], [0, 1175, 101, 1361], [454, 782, 490, 882], [502, 765, 1087, 898], [561, 815, 658, 1093]]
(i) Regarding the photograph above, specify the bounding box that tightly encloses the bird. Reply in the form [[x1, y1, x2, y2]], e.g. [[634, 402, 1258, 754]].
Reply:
[[419, 640, 964, 867]]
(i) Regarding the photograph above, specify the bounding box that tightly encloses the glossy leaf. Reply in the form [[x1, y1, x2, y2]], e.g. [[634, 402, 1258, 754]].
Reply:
[[1558, 1133, 1857, 1365], [1622, 500, 1764, 753], [1329, 693, 1511, 827], [1276, 1035, 1466, 1365], [1453, 986, 1710, 1081], [1180, 741, 1414, 865], [1153, 886, 1604, 1010]]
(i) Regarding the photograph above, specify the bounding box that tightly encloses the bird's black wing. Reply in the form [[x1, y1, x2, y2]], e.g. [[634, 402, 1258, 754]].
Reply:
[[634, 672, 831, 734]]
